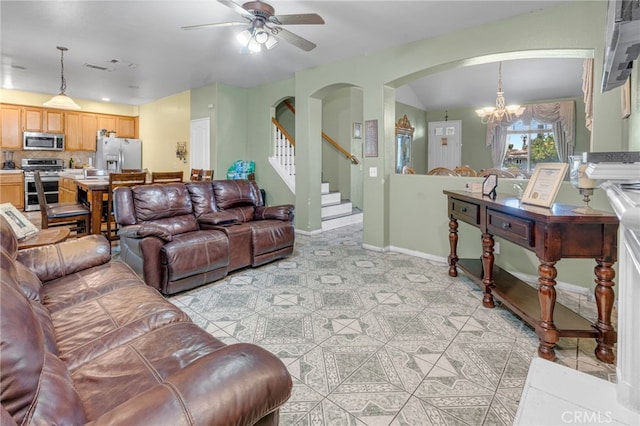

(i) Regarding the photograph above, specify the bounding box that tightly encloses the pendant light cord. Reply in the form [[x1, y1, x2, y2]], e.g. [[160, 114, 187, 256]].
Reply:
[[57, 46, 67, 94]]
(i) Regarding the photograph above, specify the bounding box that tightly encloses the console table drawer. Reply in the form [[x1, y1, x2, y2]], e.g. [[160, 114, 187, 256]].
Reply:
[[449, 198, 480, 225], [487, 209, 533, 246]]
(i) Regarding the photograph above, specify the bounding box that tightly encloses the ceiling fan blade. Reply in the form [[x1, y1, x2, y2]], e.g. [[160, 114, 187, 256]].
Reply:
[[217, 0, 252, 18], [181, 21, 248, 30], [272, 27, 317, 51], [269, 13, 324, 25]]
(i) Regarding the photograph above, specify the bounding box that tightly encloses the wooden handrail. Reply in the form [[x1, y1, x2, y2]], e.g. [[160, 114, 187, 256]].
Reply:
[[322, 133, 359, 165], [272, 117, 295, 147], [281, 99, 359, 165]]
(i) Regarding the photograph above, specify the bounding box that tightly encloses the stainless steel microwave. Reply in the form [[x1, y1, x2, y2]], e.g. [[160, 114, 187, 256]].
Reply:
[[23, 132, 65, 151]]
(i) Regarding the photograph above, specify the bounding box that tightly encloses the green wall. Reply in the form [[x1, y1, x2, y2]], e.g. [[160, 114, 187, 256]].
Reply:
[[287, 1, 622, 250]]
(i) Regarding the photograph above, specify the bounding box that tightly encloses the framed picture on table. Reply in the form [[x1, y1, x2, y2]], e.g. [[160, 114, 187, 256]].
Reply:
[[521, 163, 568, 208]]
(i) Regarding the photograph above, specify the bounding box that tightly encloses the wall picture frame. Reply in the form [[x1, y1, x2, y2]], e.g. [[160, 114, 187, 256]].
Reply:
[[521, 162, 569, 208]]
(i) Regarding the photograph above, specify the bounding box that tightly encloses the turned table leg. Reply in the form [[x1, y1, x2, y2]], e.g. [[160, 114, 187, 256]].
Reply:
[[448, 217, 459, 277], [593, 257, 616, 364], [537, 261, 560, 360], [481, 233, 495, 308]]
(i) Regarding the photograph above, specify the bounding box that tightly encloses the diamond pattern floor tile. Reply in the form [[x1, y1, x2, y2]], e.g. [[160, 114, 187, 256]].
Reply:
[[163, 223, 616, 425]]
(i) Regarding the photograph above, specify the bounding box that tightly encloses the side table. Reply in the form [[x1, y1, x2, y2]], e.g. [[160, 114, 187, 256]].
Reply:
[[18, 227, 70, 249]]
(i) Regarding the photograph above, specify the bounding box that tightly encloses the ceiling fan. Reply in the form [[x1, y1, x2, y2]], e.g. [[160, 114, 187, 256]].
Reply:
[[181, 0, 325, 52]]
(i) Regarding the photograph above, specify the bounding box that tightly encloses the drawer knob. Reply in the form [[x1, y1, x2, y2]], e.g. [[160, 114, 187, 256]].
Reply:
[[460, 207, 468, 213], [502, 223, 511, 229]]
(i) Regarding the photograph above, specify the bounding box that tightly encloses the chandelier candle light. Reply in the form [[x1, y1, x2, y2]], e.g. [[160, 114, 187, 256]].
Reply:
[[44, 46, 81, 110], [476, 62, 524, 125]]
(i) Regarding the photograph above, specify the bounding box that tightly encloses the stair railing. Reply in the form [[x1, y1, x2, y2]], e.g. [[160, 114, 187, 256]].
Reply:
[[270, 117, 296, 193], [283, 100, 359, 165]]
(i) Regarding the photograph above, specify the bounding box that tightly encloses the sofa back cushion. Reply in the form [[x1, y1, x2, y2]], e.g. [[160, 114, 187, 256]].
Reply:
[[212, 179, 263, 209], [185, 181, 218, 217], [1, 251, 86, 425], [126, 183, 198, 235]]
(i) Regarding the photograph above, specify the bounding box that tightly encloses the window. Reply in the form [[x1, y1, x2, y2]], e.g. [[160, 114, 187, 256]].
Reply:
[[503, 120, 558, 172]]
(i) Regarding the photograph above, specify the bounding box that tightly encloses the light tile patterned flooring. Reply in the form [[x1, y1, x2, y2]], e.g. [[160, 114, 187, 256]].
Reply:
[[161, 223, 617, 425]]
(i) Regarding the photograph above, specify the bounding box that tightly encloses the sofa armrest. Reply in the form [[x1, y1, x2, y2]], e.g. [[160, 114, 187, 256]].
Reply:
[[118, 224, 173, 242], [16, 235, 111, 283], [88, 343, 292, 426], [254, 205, 295, 222], [197, 211, 240, 226]]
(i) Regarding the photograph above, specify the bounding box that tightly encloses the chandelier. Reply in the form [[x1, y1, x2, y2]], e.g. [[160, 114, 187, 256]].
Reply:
[[475, 62, 523, 125], [44, 46, 81, 110]]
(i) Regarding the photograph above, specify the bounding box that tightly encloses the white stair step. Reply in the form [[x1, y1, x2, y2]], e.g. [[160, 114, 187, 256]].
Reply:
[[321, 208, 363, 231], [321, 191, 341, 206], [322, 200, 352, 218], [321, 182, 330, 194]]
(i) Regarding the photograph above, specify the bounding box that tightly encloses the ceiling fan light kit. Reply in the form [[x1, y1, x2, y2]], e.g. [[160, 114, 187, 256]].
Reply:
[[475, 62, 523, 125], [183, 0, 324, 53], [44, 46, 81, 110]]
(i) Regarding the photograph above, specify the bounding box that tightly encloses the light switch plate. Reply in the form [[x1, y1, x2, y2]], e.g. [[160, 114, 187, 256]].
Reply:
[[369, 167, 377, 177]]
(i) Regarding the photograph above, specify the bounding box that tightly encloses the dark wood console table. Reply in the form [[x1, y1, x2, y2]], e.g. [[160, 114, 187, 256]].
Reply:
[[444, 190, 618, 363]]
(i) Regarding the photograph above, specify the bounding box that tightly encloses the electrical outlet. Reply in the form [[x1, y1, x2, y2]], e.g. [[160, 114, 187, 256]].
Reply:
[[494, 242, 500, 254]]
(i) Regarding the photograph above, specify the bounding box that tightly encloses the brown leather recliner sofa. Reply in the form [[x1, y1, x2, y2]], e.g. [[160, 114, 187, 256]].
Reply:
[[115, 179, 294, 295], [0, 216, 292, 425]]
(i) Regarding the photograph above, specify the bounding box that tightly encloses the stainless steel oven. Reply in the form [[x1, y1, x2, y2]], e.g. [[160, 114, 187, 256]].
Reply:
[[21, 159, 64, 211]]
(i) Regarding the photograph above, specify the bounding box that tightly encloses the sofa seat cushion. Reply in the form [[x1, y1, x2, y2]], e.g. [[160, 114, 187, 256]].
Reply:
[[50, 284, 191, 371], [71, 322, 227, 421], [249, 220, 295, 256], [162, 230, 229, 281]]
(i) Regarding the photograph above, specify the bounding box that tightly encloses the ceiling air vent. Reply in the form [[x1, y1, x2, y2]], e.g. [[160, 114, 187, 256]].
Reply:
[[83, 63, 113, 72]]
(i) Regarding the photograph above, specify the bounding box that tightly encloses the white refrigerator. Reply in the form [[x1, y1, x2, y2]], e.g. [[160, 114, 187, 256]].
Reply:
[[95, 135, 142, 172]]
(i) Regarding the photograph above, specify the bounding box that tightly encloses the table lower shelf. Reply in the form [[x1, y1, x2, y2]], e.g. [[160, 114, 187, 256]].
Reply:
[[457, 258, 598, 339]]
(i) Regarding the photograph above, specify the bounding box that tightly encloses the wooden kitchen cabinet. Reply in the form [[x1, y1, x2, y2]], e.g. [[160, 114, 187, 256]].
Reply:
[[58, 176, 78, 203], [0, 173, 25, 210], [116, 116, 136, 138], [0, 105, 22, 149], [23, 107, 44, 132], [44, 110, 64, 133], [65, 113, 98, 151], [23, 108, 64, 133], [96, 115, 137, 138], [97, 116, 116, 134]]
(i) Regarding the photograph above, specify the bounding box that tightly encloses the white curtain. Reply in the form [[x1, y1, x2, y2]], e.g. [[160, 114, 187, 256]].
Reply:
[[486, 124, 509, 168], [582, 58, 594, 131], [486, 101, 575, 165]]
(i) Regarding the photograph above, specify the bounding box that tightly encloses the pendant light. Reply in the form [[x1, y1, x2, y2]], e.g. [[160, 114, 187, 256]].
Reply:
[[44, 46, 81, 110]]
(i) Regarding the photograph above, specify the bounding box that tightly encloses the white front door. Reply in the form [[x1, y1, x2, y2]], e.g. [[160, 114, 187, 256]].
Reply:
[[428, 120, 462, 171], [190, 118, 210, 170]]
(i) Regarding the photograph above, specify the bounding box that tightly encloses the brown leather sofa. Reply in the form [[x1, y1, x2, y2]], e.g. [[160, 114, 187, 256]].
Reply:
[[0, 216, 292, 425], [115, 179, 294, 295]]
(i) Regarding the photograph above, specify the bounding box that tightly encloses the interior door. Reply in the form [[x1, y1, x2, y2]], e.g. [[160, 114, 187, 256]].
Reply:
[[428, 120, 462, 171], [190, 118, 210, 170]]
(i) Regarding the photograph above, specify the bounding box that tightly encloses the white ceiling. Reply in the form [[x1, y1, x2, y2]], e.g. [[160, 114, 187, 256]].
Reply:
[[1, 0, 583, 108]]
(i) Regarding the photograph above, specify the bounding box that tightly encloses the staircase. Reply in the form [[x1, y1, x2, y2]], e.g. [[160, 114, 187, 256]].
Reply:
[[270, 115, 363, 231], [321, 182, 363, 231]]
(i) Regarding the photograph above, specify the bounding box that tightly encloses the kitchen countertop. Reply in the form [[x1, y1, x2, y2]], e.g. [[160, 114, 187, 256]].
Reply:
[[0, 169, 24, 174]]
